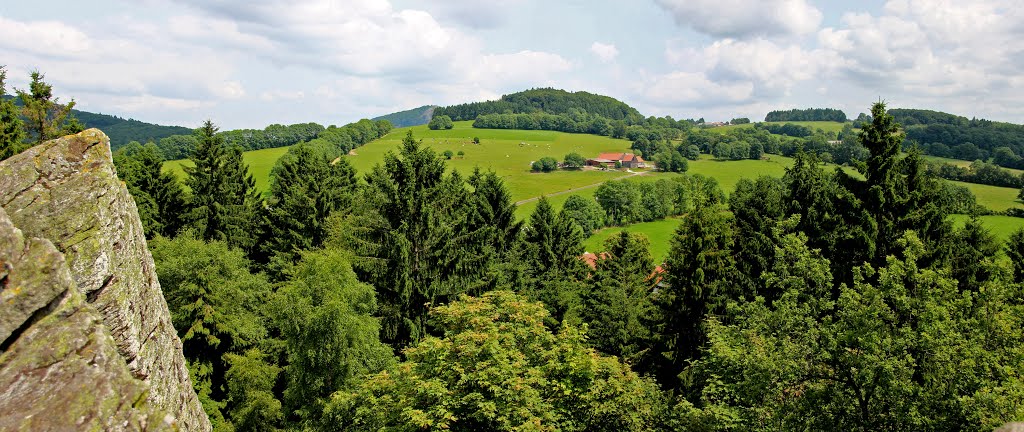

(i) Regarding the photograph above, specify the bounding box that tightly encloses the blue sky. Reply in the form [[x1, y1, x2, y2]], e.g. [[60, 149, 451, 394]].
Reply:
[[2, 0, 1021, 129]]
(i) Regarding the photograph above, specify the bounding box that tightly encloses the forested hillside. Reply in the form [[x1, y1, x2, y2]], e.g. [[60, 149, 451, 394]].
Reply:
[[434, 88, 645, 123], [896, 108, 1024, 168], [764, 107, 847, 122], [372, 105, 435, 127]]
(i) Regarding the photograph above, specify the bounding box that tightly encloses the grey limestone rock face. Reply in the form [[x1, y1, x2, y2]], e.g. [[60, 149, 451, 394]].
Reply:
[[0, 129, 210, 431]]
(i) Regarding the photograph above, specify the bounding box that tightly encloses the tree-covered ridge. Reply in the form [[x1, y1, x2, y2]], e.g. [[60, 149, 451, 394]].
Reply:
[[371, 105, 436, 128], [434, 88, 645, 124], [764, 107, 848, 122]]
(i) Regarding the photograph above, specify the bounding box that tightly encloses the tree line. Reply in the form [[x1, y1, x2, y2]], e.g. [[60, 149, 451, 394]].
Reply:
[[435, 87, 645, 124], [764, 107, 847, 122]]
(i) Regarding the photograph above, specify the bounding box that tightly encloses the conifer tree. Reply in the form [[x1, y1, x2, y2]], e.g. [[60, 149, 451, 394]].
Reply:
[[861, 101, 905, 262], [1006, 229, 1024, 284], [0, 66, 25, 160], [17, 70, 77, 145], [113, 142, 186, 237], [581, 231, 655, 363], [336, 131, 490, 348], [185, 120, 258, 249], [650, 205, 738, 389], [261, 143, 357, 269]]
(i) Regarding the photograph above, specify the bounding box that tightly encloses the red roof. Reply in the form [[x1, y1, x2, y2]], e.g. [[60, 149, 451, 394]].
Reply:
[[596, 152, 645, 163]]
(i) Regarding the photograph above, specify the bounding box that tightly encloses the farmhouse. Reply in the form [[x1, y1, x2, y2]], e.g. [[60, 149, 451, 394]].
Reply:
[[587, 152, 646, 169]]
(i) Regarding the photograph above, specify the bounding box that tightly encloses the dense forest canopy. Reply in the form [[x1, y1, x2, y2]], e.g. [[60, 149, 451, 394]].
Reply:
[[764, 107, 848, 122], [434, 88, 645, 124]]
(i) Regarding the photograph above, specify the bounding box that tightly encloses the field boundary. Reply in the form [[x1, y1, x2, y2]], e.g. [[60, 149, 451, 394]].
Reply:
[[514, 171, 648, 205]]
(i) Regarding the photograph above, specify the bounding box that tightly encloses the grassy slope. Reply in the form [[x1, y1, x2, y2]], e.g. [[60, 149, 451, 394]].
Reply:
[[708, 121, 847, 135], [583, 218, 681, 263], [949, 215, 1024, 241], [952, 181, 1022, 212], [163, 146, 289, 193]]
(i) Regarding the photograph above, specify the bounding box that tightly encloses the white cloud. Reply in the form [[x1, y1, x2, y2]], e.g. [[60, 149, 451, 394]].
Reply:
[[590, 42, 619, 63], [654, 0, 822, 39]]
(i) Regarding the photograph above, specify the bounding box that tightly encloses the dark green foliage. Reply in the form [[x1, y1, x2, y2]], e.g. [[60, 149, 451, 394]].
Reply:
[[259, 143, 358, 271], [437, 88, 644, 123], [581, 231, 655, 363], [150, 233, 272, 431], [184, 120, 260, 250], [113, 142, 186, 237], [895, 108, 1024, 168], [926, 159, 1024, 189], [753, 122, 814, 137], [949, 218, 1000, 292], [685, 145, 700, 160], [764, 107, 847, 122], [729, 176, 787, 298], [270, 249, 395, 425], [442, 149, 454, 159], [650, 205, 739, 389], [467, 168, 522, 257], [522, 197, 588, 322], [371, 105, 435, 128], [427, 114, 454, 130], [531, 156, 558, 172], [729, 117, 750, 124], [0, 67, 26, 160], [1006, 229, 1024, 284], [16, 70, 76, 145], [326, 291, 666, 432], [862, 101, 905, 262], [563, 152, 586, 168], [595, 179, 641, 225], [560, 194, 605, 236], [333, 131, 493, 347]]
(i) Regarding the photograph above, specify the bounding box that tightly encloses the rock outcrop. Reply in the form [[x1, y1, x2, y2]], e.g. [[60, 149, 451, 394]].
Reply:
[[0, 129, 210, 431]]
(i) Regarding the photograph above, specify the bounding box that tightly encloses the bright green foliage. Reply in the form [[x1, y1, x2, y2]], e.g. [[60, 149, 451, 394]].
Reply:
[[560, 194, 605, 236], [16, 70, 77, 145], [0, 67, 25, 160], [260, 143, 357, 271], [334, 131, 492, 347], [325, 291, 666, 431], [113, 142, 186, 238], [563, 152, 586, 168], [223, 349, 282, 432], [687, 232, 1024, 430], [650, 205, 739, 389], [184, 120, 260, 250], [595, 180, 641, 225], [532, 156, 559, 172], [271, 249, 395, 425], [427, 114, 454, 130], [150, 233, 272, 431], [581, 231, 655, 364]]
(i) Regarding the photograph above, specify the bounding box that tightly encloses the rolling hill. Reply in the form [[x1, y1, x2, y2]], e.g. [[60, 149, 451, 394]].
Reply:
[[372, 105, 436, 127]]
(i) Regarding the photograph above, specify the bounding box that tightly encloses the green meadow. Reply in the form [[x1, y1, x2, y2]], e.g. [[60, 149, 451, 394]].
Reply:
[[163, 146, 289, 193], [583, 218, 682, 263], [948, 215, 1024, 241], [953, 181, 1023, 212], [709, 121, 848, 135]]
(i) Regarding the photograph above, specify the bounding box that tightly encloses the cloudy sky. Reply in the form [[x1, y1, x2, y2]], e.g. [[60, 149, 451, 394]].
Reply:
[[2, 0, 1022, 129]]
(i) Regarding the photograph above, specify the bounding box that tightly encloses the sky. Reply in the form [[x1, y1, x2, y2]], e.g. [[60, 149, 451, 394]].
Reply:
[[2, 0, 1022, 130]]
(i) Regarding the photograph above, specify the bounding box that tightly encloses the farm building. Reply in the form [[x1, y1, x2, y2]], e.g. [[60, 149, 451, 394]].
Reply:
[[587, 152, 646, 169]]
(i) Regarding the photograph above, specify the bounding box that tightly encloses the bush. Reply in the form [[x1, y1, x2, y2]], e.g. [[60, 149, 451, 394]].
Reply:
[[443, 150, 454, 159], [532, 156, 559, 172], [428, 115, 454, 130]]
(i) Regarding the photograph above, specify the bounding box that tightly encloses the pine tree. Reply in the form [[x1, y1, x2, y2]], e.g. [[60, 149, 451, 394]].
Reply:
[[337, 131, 490, 348], [581, 231, 655, 363], [185, 120, 258, 249], [17, 70, 76, 145], [261, 143, 357, 269], [0, 67, 25, 160], [650, 205, 738, 390], [861, 101, 905, 262]]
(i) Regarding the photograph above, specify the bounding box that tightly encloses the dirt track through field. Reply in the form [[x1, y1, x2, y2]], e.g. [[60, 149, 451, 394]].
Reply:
[[514, 170, 648, 205]]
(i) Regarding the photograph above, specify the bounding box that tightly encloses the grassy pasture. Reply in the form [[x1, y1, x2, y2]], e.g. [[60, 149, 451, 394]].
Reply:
[[951, 181, 1022, 212], [163, 146, 289, 193], [949, 215, 1024, 242], [583, 218, 682, 264], [708, 121, 847, 135]]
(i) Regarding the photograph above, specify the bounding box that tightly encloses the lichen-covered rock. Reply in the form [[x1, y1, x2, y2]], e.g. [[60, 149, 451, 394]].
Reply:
[[0, 206, 171, 431], [0, 130, 210, 431]]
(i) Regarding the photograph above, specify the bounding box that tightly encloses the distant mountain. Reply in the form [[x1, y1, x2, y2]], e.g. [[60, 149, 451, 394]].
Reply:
[[3, 95, 192, 148], [372, 105, 436, 128], [434, 88, 645, 124]]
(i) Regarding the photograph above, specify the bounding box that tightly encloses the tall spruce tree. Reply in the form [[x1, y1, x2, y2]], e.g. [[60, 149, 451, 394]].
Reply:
[[650, 205, 739, 390], [113, 143, 186, 238], [336, 131, 490, 348], [581, 231, 655, 364], [185, 120, 258, 249], [261, 143, 357, 270], [861, 101, 905, 262], [520, 196, 589, 324], [1006, 229, 1024, 284], [0, 66, 25, 160]]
